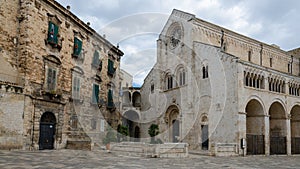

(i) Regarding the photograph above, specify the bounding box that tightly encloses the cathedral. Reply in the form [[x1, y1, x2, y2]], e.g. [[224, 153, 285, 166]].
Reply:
[[139, 9, 300, 156]]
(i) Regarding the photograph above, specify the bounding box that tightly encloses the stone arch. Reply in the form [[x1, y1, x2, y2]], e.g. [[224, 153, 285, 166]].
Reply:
[[269, 101, 287, 154], [245, 95, 266, 115], [43, 55, 62, 65], [165, 105, 180, 142], [132, 91, 141, 107], [290, 105, 300, 154], [200, 113, 208, 125], [245, 99, 265, 155], [71, 66, 84, 75], [122, 90, 131, 106], [123, 110, 140, 140]]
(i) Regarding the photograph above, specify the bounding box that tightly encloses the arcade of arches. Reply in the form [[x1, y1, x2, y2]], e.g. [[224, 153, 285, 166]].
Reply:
[[245, 99, 300, 155]]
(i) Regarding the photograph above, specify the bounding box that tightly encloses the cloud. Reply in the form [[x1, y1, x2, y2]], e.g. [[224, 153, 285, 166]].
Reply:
[[56, 0, 300, 86]]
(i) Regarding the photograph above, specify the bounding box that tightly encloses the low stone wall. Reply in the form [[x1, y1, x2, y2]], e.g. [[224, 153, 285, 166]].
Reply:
[[110, 142, 188, 158], [212, 143, 238, 156], [0, 136, 23, 150]]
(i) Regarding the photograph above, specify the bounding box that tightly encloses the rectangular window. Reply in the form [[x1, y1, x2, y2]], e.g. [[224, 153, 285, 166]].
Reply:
[[72, 76, 81, 99], [47, 68, 57, 91], [248, 51, 252, 62], [107, 59, 115, 75], [47, 21, 59, 45], [91, 119, 97, 130], [107, 89, 114, 108], [100, 119, 105, 132], [92, 84, 99, 103], [270, 58, 273, 67], [92, 50, 100, 66], [73, 37, 82, 57], [167, 76, 173, 90]]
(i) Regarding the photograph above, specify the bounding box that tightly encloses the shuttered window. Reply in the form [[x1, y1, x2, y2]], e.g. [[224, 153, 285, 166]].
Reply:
[[107, 59, 115, 75], [107, 89, 114, 108], [92, 84, 99, 103], [72, 76, 81, 99], [73, 37, 82, 57], [47, 68, 57, 91], [47, 21, 59, 45]]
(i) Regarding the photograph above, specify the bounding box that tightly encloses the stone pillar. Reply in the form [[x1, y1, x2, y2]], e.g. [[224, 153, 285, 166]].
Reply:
[[286, 116, 292, 155], [238, 112, 246, 156], [264, 115, 270, 155]]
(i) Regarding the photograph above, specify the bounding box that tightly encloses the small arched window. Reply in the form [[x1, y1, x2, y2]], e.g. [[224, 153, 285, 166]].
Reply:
[[202, 66, 208, 79], [177, 67, 186, 86], [165, 73, 173, 90]]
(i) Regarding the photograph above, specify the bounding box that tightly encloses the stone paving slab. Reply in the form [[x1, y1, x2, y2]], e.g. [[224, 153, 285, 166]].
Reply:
[[0, 150, 299, 169]]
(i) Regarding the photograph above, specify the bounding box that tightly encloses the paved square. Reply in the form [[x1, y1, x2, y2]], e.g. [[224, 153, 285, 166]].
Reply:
[[0, 150, 299, 169]]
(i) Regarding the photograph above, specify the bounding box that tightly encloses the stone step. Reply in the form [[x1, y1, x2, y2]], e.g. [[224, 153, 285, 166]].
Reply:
[[66, 140, 91, 150]]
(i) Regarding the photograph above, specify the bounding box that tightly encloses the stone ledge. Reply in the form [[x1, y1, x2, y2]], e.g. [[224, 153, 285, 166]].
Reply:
[[110, 142, 188, 158]]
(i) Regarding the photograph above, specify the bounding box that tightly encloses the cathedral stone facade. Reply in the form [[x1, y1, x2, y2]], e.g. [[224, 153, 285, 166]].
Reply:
[[140, 9, 300, 156], [0, 0, 123, 150]]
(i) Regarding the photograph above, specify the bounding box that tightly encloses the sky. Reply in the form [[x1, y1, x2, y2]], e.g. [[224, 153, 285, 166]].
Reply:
[[56, 0, 300, 87]]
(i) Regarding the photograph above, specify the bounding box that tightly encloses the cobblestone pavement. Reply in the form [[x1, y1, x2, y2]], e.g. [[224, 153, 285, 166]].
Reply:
[[0, 150, 299, 169]]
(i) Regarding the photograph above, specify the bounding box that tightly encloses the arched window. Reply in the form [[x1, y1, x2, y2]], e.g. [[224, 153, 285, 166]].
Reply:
[[165, 73, 173, 90], [202, 66, 208, 79], [177, 67, 186, 86]]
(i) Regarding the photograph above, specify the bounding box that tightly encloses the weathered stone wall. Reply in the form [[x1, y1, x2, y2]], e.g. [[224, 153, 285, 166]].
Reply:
[[190, 14, 299, 76], [0, 87, 24, 150], [0, 0, 123, 150]]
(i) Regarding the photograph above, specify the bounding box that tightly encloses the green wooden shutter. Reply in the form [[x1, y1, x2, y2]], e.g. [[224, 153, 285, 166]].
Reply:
[[47, 22, 59, 45], [73, 37, 82, 57], [107, 89, 114, 108], [108, 59, 115, 75], [92, 84, 99, 103]]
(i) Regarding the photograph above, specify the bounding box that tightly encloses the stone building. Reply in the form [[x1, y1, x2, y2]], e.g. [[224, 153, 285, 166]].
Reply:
[[140, 9, 300, 156], [0, 0, 123, 150]]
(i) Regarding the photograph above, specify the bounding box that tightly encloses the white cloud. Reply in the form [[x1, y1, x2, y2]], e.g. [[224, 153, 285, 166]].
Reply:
[[56, 0, 300, 86]]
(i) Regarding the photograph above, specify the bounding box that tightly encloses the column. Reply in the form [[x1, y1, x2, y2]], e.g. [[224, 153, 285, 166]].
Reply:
[[264, 115, 270, 155], [287, 116, 292, 155]]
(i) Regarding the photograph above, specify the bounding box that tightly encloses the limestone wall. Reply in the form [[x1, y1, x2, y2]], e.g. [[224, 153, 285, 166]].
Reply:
[[0, 87, 24, 150]]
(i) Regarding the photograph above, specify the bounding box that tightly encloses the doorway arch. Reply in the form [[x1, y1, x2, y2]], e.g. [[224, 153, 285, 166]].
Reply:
[[291, 105, 300, 154], [269, 102, 287, 155], [200, 115, 209, 150], [39, 112, 56, 150], [165, 105, 180, 142], [245, 99, 265, 155]]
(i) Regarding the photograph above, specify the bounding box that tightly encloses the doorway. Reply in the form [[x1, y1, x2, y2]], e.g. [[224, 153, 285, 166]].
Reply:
[[201, 125, 209, 150], [39, 112, 56, 150]]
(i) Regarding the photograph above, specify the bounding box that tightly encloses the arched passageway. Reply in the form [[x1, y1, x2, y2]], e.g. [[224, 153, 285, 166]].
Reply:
[[291, 105, 300, 154], [245, 99, 265, 155], [132, 92, 141, 107], [269, 102, 287, 155], [39, 112, 56, 150], [123, 110, 140, 141]]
